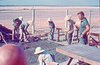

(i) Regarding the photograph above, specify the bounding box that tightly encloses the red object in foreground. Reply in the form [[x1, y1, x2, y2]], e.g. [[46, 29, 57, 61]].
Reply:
[[0, 44, 27, 65]]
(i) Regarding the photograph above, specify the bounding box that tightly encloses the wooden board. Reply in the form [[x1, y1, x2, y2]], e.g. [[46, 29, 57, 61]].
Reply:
[[56, 44, 100, 65]]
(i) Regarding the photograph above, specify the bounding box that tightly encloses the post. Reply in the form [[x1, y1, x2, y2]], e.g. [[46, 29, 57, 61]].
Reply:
[[89, 10, 91, 31], [65, 9, 69, 28], [66, 57, 73, 65], [99, 0, 100, 17], [88, 10, 92, 44], [32, 9, 35, 34], [66, 9, 69, 15]]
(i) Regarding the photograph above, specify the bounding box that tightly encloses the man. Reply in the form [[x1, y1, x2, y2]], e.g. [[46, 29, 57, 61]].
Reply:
[[19, 20, 32, 42], [48, 18, 55, 40], [12, 16, 23, 42], [65, 15, 75, 44], [76, 11, 90, 45], [34, 47, 54, 65], [0, 44, 27, 65]]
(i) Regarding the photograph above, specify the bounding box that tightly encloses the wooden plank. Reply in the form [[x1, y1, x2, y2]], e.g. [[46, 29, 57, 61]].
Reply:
[[67, 57, 73, 65], [56, 44, 100, 65], [90, 33, 100, 37], [90, 33, 100, 42], [60, 59, 79, 65]]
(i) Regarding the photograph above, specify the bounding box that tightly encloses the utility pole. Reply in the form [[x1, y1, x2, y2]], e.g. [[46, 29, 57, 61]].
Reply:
[[32, 0, 35, 34], [99, 0, 100, 17], [32, 9, 35, 34], [65, 9, 69, 28]]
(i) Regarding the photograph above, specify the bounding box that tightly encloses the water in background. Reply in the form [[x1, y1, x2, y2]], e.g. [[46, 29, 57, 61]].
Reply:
[[0, 6, 100, 33]]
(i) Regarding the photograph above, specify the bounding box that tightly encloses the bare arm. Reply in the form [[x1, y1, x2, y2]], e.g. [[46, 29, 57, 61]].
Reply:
[[75, 24, 79, 30], [82, 24, 90, 36]]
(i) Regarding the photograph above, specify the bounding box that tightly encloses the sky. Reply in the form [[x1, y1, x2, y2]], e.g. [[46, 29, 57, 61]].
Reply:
[[0, 0, 99, 7]]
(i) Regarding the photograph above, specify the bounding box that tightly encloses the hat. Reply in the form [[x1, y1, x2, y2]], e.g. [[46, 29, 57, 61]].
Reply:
[[34, 47, 45, 54], [27, 20, 33, 25], [65, 15, 71, 21], [47, 18, 52, 21], [18, 16, 23, 21]]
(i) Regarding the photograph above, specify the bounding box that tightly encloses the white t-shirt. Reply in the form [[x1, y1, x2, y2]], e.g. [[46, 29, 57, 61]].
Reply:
[[38, 53, 53, 65]]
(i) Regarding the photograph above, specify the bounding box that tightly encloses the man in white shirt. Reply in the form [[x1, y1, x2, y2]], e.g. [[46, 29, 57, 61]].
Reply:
[[34, 47, 54, 65], [19, 20, 32, 42]]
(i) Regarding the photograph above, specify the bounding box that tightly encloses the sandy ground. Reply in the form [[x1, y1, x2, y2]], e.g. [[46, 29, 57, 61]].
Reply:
[[0, 7, 99, 65], [0, 38, 68, 65]]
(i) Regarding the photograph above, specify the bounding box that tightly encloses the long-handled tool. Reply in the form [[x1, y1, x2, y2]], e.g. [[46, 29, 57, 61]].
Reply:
[[0, 32, 7, 44]]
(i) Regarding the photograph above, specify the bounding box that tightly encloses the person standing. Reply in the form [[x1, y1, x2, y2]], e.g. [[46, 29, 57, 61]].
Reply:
[[76, 11, 90, 45], [12, 16, 23, 42], [65, 15, 75, 44], [48, 18, 55, 40]]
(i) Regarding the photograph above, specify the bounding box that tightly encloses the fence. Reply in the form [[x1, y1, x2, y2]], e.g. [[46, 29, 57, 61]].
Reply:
[[0, 7, 100, 34]]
